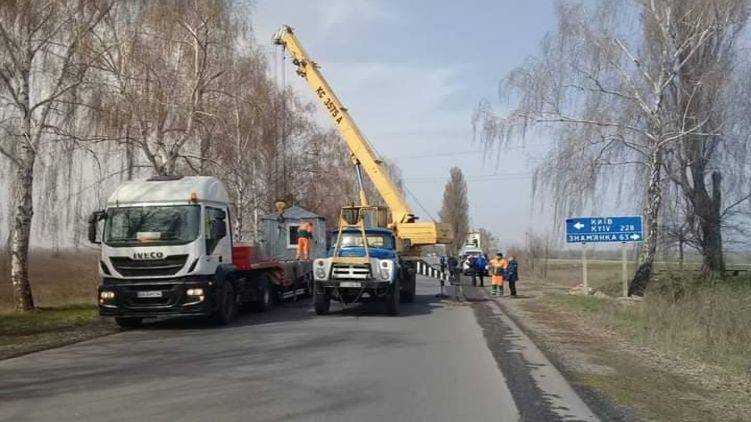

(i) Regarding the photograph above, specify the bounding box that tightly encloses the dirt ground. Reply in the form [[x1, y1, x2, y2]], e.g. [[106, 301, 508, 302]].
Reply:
[[0, 249, 100, 309], [479, 274, 751, 421]]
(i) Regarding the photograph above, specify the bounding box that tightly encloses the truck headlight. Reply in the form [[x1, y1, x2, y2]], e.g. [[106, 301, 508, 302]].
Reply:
[[100, 291, 115, 300], [314, 259, 327, 280], [186, 288, 204, 296], [379, 260, 393, 281]]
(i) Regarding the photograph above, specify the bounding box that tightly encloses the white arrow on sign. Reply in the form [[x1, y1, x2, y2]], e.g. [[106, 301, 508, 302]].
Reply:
[[629, 234, 641, 240], [573, 221, 585, 230]]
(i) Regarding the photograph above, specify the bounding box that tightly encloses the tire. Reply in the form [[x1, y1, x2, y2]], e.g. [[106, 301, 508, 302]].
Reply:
[[213, 281, 238, 325], [385, 279, 400, 315], [305, 274, 314, 296], [253, 278, 274, 313], [400, 274, 416, 303], [314, 289, 330, 315], [115, 317, 142, 329]]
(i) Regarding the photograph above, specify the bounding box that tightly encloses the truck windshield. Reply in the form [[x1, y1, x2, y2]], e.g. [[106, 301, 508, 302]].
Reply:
[[104, 205, 201, 247], [333, 232, 395, 250]]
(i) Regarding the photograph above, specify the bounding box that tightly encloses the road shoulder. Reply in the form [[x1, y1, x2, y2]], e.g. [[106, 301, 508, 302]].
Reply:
[[472, 278, 751, 421], [466, 286, 611, 421]]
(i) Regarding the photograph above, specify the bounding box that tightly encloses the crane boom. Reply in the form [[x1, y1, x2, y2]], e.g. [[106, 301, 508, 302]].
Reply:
[[274, 25, 452, 248]]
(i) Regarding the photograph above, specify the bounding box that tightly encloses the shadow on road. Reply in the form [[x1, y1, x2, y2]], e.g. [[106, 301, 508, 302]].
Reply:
[[136, 295, 317, 331], [133, 289, 448, 330], [326, 292, 446, 317]]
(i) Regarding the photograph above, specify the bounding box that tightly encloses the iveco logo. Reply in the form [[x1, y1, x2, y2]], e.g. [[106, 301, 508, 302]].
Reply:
[[133, 251, 164, 260]]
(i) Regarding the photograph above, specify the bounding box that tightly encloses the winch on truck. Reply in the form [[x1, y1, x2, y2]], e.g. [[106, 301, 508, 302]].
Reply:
[[88, 176, 318, 328], [274, 26, 453, 315]]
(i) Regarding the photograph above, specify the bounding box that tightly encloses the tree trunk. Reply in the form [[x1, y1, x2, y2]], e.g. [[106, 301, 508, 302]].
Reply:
[[698, 172, 724, 279], [10, 146, 36, 311], [125, 129, 134, 180], [199, 135, 210, 175], [629, 150, 663, 296], [685, 158, 725, 279]]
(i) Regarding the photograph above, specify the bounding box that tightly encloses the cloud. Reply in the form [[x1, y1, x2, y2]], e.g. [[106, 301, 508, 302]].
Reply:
[[318, 0, 398, 35], [323, 61, 466, 130], [253, 0, 398, 42]]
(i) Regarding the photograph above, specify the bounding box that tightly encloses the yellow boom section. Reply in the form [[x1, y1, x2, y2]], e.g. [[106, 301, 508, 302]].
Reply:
[[274, 25, 452, 246]]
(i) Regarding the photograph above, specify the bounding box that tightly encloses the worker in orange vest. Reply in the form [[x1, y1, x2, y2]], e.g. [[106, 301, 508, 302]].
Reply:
[[296, 221, 313, 260], [489, 252, 509, 297]]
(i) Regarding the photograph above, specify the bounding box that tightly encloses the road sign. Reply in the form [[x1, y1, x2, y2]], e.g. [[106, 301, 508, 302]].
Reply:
[[565, 216, 643, 243]]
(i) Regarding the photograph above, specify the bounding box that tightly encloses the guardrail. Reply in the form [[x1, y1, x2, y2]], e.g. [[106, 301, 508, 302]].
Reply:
[[415, 261, 468, 300]]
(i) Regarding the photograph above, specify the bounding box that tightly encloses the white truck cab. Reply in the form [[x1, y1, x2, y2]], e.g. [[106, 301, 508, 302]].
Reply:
[[95, 176, 232, 280], [89, 176, 241, 327]]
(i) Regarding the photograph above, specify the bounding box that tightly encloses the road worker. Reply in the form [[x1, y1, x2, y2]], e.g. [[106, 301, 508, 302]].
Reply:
[[506, 256, 519, 297], [489, 252, 509, 297], [447, 255, 459, 282], [296, 221, 313, 260], [472, 254, 487, 287]]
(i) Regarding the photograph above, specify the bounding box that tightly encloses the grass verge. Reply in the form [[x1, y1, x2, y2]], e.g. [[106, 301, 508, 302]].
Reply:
[[0, 305, 115, 359], [543, 276, 751, 376], [0, 305, 99, 338]]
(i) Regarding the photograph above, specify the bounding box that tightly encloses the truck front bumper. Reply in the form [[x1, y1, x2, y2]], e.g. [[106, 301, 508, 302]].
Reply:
[[98, 276, 218, 318], [317, 279, 391, 290], [317, 279, 394, 302]]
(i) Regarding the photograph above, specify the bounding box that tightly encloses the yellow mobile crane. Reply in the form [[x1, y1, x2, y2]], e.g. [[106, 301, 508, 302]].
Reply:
[[273, 25, 452, 252], [274, 25, 452, 314]]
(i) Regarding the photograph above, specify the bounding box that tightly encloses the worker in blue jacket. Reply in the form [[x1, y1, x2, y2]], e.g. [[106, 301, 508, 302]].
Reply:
[[505, 256, 519, 297], [472, 254, 487, 287]]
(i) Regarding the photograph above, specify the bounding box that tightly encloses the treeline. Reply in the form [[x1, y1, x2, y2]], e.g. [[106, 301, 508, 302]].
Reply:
[[476, 0, 751, 294], [0, 1, 364, 310]]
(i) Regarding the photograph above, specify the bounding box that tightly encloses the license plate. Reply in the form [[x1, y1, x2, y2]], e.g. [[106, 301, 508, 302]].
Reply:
[[339, 281, 361, 288], [137, 290, 163, 298]]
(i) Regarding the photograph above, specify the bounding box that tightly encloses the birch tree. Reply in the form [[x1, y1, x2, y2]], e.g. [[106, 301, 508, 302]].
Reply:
[[92, 0, 239, 177], [0, 0, 110, 310], [475, 0, 748, 294]]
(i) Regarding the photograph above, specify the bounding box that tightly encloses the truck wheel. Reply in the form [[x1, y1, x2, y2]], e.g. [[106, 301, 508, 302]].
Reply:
[[305, 274, 314, 297], [115, 317, 142, 329], [385, 279, 400, 315], [253, 278, 274, 313], [213, 282, 238, 325], [400, 274, 416, 303], [314, 290, 330, 315], [401, 285, 415, 303]]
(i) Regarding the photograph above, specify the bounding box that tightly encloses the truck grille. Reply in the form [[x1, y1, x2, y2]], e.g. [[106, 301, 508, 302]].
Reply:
[[109, 255, 188, 277], [331, 264, 371, 280]]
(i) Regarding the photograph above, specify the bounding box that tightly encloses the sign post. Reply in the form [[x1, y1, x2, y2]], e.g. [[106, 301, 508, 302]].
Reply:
[[582, 243, 588, 291], [566, 216, 643, 295], [621, 242, 628, 297]]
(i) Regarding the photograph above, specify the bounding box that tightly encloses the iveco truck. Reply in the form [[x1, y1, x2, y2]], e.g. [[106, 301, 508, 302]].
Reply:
[[88, 176, 313, 328]]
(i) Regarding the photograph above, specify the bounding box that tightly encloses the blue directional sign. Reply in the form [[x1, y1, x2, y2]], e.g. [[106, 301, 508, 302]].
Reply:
[[566, 216, 643, 243]]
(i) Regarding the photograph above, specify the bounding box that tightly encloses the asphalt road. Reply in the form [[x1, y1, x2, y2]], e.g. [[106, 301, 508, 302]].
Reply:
[[0, 277, 600, 422]]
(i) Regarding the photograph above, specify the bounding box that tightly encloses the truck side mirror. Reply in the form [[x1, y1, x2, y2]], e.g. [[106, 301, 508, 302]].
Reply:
[[88, 210, 105, 244]]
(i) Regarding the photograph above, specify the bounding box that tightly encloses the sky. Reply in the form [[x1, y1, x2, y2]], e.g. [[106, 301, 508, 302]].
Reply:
[[252, 0, 557, 247]]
